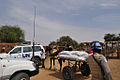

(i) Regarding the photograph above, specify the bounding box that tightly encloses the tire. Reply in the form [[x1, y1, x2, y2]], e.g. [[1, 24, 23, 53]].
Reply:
[[62, 66, 74, 80], [11, 72, 30, 80], [81, 62, 90, 76], [32, 57, 41, 66]]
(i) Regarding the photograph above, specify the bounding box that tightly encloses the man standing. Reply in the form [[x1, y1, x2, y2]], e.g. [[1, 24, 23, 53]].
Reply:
[[49, 46, 58, 70], [87, 42, 112, 80]]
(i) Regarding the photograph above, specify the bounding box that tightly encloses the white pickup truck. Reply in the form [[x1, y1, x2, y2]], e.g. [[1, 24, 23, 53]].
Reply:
[[0, 57, 39, 80], [0, 45, 46, 65]]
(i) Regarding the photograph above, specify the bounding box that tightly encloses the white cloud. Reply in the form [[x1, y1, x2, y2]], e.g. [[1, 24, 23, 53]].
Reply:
[[93, 14, 120, 26], [9, 0, 120, 14], [9, 0, 98, 13], [72, 14, 81, 16], [98, 0, 120, 9], [7, 7, 107, 45], [99, 3, 118, 7], [1, 0, 120, 45]]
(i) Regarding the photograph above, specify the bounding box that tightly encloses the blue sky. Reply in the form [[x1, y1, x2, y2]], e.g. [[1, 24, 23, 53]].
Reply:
[[0, 0, 120, 45]]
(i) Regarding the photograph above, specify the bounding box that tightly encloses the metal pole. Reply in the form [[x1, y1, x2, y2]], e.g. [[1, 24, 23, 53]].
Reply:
[[33, 7, 36, 41], [33, 7, 36, 57]]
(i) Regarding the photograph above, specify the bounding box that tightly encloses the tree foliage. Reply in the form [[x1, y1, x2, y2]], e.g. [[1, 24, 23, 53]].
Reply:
[[49, 36, 78, 48], [49, 41, 57, 46], [0, 25, 25, 43], [104, 33, 120, 41], [79, 43, 84, 47]]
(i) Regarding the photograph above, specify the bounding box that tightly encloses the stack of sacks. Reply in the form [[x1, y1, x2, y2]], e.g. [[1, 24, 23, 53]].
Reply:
[[57, 51, 89, 61]]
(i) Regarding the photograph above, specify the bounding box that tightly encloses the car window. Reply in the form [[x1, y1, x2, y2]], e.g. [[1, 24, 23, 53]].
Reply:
[[34, 46, 41, 52], [10, 47, 21, 54], [23, 47, 32, 53]]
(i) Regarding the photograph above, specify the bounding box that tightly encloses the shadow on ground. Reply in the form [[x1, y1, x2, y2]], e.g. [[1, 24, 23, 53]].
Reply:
[[48, 71, 89, 80], [48, 71, 63, 80]]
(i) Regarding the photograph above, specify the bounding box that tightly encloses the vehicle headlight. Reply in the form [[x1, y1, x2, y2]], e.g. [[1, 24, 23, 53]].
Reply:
[[32, 63, 39, 70], [32, 63, 36, 68]]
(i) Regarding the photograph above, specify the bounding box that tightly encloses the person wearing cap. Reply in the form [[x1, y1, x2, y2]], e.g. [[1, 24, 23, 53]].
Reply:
[[87, 42, 112, 80], [49, 46, 58, 70]]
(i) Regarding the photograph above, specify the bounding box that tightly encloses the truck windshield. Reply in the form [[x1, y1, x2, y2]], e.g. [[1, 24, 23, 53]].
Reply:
[[10, 47, 21, 54], [34, 46, 41, 52]]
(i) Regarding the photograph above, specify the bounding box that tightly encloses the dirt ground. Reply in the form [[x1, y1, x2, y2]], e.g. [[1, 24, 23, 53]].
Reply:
[[31, 57, 120, 80]]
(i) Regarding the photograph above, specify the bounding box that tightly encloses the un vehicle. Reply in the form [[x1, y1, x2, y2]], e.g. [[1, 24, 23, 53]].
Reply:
[[0, 58, 39, 80], [0, 45, 46, 65]]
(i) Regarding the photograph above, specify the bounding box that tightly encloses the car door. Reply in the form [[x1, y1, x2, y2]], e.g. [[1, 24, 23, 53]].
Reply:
[[9, 47, 22, 59], [22, 46, 32, 60], [0, 59, 2, 80]]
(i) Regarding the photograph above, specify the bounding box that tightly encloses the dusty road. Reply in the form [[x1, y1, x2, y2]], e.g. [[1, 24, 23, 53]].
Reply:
[[31, 57, 120, 80]]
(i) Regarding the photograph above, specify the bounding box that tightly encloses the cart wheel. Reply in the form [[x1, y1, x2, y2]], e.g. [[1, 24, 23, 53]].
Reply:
[[62, 66, 74, 80], [81, 62, 90, 76]]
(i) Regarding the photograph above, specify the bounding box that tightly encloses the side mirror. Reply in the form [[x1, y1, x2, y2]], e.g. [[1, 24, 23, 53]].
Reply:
[[41, 49, 44, 52]]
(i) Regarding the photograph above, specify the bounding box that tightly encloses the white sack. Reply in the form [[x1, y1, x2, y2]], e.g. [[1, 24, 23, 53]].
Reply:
[[57, 51, 89, 61]]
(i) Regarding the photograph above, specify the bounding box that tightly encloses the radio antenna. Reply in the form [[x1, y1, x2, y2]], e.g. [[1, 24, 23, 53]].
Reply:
[[32, 6, 36, 58], [33, 6, 36, 42]]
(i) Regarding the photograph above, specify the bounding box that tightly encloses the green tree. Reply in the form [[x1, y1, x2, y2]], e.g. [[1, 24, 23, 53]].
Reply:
[[79, 43, 84, 47], [0, 25, 25, 43], [57, 36, 73, 46], [116, 33, 120, 41], [49, 36, 79, 48], [104, 33, 116, 41], [71, 40, 79, 48], [49, 41, 57, 46]]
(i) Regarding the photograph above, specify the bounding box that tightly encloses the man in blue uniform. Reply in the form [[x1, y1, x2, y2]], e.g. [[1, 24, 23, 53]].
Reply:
[[87, 42, 112, 80]]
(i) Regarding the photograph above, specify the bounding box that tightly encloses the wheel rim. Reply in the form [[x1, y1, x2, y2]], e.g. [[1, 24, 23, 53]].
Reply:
[[81, 63, 90, 76], [64, 71, 70, 79], [63, 68, 71, 80], [82, 65, 87, 72], [20, 78, 27, 80]]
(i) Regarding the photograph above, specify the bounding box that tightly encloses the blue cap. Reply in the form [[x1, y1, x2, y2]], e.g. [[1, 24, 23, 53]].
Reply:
[[91, 42, 102, 50]]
